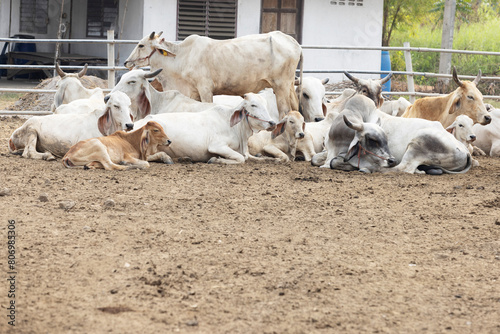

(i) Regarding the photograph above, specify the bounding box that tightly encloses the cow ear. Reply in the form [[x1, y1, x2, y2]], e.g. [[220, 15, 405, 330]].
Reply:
[[302, 121, 306, 132], [448, 94, 461, 114], [271, 118, 287, 139], [322, 103, 327, 116], [230, 108, 245, 127], [345, 137, 360, 162], [140, 129, 150, 160], [98, 108, 111, 136], [445, 123, 456, 135], [157, 47, 176, 57], [137, 85, 152, 119]]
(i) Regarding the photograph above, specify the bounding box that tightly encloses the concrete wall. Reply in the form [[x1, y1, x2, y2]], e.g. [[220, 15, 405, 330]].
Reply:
[[1, 0, 384, 83], [302, 1, 384, 82]]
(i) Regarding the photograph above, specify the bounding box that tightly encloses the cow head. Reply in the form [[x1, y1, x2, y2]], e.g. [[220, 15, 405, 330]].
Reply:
[[342, 115, 396, 172], [447, 66, 491, 125], [124, 31, 166, 69], [53, 63, 89, 109], [446, 114, 476, 145], [112, 69, 162, 120], [231, 93, 276, 132], [139, 121, 171, 160], [98, 91, 134, 136], [271, 110, 305, 140], [295, 77, 329, 122], [344, 71, 392, 108]]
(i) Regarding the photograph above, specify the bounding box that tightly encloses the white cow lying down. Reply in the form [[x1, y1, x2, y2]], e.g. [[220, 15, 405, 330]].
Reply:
[[473, 107, 500, 157], [112, 69, 216, 119], [53, 88, 105, 115], [133, 93, 276, 164], [9, 91, 134, 160], [446, 115, 483, 167], [312, 94, 472, 174]]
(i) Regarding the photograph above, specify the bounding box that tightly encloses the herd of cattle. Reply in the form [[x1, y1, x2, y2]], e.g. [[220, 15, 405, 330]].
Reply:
[[6, 31, 500, 174]]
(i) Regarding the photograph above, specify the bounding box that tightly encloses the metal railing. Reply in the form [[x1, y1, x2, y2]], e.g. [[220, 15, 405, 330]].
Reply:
[[1, 32, 499, 116]]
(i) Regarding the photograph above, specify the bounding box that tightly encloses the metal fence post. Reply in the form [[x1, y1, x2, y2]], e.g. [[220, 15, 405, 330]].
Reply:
[[107, 30, 115, 89], [404, 42, 416, 103]]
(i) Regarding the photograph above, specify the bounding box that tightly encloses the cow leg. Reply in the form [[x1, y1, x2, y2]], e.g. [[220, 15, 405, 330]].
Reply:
[[262, 145, 289, 163], [490, 142, 500, 157], [22, 130, 56, 161], [197, 87, 214, 103], [311, 151, 327, 166], [147, 152, 174, 165], [121, 155, 150, 170], [274, 87, 292, 120], [207, 145, 246, 164]]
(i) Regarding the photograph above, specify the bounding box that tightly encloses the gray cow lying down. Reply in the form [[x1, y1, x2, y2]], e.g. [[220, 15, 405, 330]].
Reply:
[[312, 95, 472, 174]]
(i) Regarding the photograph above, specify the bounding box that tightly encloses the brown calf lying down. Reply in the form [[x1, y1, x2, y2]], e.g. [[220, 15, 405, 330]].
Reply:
[[62, 121, 172, 170]]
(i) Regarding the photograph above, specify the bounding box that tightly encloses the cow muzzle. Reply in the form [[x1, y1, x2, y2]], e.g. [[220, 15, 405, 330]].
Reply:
[[481, 114, 492, 125], [125, 123, 134, 131]]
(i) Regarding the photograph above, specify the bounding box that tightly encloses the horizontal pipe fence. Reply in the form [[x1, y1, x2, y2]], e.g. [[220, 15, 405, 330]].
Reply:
[[0, 33, 499, 116]]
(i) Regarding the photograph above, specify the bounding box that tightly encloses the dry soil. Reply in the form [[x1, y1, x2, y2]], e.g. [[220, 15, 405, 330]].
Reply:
[[0, 116, 499, 334]]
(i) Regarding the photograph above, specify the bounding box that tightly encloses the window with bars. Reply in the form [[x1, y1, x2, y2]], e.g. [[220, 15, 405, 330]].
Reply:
[[20, 0, 49, 34], [87, 0, 119, 38], [177, 0, 237, 40], [261, 0, 303, 43]]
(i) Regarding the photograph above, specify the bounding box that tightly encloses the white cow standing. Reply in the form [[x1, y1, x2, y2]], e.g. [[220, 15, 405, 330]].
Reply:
[[133, 93, 276, 164], [9, 91, 134, 160], [124, 31, 302, 119]]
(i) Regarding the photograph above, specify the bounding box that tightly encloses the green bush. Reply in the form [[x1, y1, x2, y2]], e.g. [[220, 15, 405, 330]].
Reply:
[[389, 15, 500, 87]]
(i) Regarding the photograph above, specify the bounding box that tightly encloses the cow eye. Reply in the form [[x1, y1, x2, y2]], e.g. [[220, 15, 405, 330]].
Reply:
[[303, 93, 310, 99], [251, 104, 257, 108], [128, 81, 136, 85], [138, 44, 144, 48], [114, 105, 119, 108], [467, 96, 474, 100], [361, 89, 367, 94], [153, 129, 160, 132], [459, 124, 464, 127]]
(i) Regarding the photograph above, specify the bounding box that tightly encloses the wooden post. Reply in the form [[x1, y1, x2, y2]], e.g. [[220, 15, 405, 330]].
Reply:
[[107, 30, 115, 89], [438, 0, 456, 90], [404, 42, 415, 103]]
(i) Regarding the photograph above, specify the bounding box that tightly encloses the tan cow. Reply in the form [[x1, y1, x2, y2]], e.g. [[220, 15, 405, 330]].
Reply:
[[401, 67, 491, 128], [62, 121, 172, 170], [124, 31, 302, 120]]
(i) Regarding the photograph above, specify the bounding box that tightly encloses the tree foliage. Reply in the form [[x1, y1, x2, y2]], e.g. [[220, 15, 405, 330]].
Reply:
[[382, 0, 500, 46]]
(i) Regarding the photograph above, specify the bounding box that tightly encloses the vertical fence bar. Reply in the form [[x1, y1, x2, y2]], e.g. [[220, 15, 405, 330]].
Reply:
[[107, 30, 115, 89], [404, 42, 416, 103]]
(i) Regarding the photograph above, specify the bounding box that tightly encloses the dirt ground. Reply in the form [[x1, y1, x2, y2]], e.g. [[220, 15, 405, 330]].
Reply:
[[0, 115, 499, 334]]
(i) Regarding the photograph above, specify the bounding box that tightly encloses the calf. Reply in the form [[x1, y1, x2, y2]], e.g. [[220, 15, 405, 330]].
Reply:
[[63, 121, 171, 170], [248, 110, 312, 162], [9, 91, 134, 160], [472, 106, 500, 157], [446, 115, 482, 167], [379, 97, 411, 117]]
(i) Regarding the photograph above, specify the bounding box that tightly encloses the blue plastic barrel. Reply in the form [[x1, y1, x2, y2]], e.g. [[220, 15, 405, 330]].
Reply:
[[380, 50, 391, 92]]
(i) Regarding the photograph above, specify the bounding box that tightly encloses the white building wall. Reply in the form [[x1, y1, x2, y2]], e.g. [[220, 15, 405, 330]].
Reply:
[[236, 0, 261, 36], [302, 1, 384, 82]]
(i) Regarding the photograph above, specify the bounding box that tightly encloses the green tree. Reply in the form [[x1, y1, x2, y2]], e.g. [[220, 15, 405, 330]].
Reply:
[[382, 0, 436, 46]]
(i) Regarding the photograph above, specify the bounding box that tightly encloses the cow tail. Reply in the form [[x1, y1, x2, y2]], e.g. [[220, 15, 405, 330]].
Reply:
[[428, 153, 473, 175]]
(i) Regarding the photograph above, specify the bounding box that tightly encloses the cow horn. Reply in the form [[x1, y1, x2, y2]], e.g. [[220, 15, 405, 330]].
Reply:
[[452, 66, 465, 88], [55, 62, 66, 78], [149, 31, 155, 39], [344, 71, 360, 85], [343, 115, 363, 132], [158, 31, 163, 37], [78, 63, 88, 78], [380, 72, 393, 84], [473, 69, 482, 86], [144, 68, 163, 79]]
